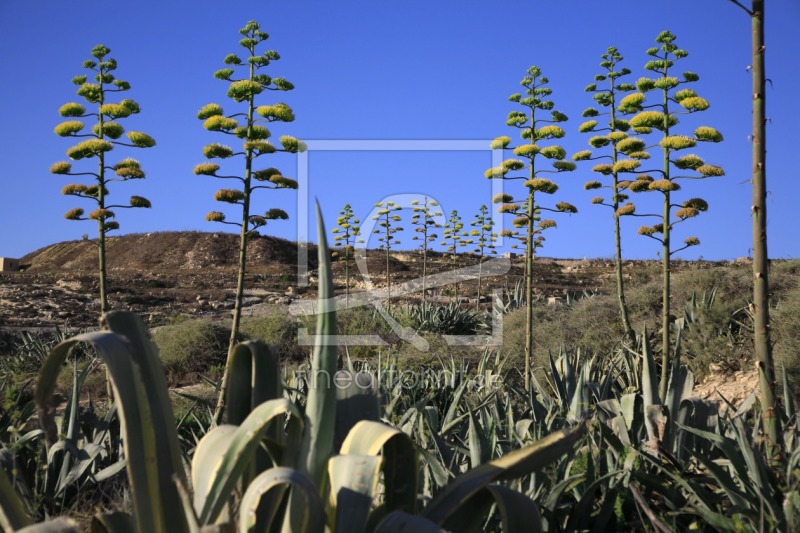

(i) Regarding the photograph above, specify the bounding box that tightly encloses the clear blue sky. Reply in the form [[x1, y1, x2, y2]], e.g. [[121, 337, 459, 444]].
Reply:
[[1, 0, 798, 261]]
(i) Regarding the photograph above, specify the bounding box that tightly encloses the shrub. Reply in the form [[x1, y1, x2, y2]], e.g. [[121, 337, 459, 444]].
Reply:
[[151, 319, 229, 382]]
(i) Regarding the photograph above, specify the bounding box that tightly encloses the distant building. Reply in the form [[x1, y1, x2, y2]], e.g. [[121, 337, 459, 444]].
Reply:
[[0, 257, 20, 271]]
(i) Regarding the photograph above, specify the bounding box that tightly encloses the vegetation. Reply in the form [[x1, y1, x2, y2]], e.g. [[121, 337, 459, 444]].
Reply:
[[194, 20, 303, 421], [469, 204, 498, 305], [332, 203, 363, 305], [441, 209, 468, 300], [618, 31, 725, 400], [486, 66, 577, 389], [575, 46, 637, 344], [51, 44, 155, 314], [410, 197, 442, 301], [371, 201, 403, 295]]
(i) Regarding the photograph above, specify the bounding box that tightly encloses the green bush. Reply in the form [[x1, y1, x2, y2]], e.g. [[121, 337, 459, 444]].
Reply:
[[774, 280, 800, 398], [151, 319, 229, 382]]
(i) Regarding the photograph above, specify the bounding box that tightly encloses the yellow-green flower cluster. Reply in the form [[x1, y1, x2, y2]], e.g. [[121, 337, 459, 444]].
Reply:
[[683, 198, 708, 211], [617, 137, 646, 154], [244, 141, 275, 155], [534, 125, 565, 139], [512, 217, 528, 228], [127, 131, 156, 148], [617, 203, 636, 216], [592, 164, 613, 175], [680, 96, 709, 112], [214, 189, 245, 203], [694, 126, 723, 143], [629, 111, 677, 130], [67, 139, 113, 160], [61, 184, 87, 195], [265, 208, 289, 219], [203, 143, 234, 159], [204, 116, 238, 131], [628, 177, 653, 192], [524, 178, 558, 194], [591, 197, 604, 204], [589, 136, 611, 148], [279, 135, 306, 153], [607, 132, 628, 142], [497, 203, 520, 214], [684, 236, 700, 246], [697, 164, 724, 177], [94, 122, 124, 139], [59, 102, 86, 117], [673, 154, 704, 170], [649, 179, 681, 192], [50, 161, 72, 174], [540, 146, 566, 160], [492, 192, 514, 204], [584, 181, 602, 190], [659, 135, 696, 151], [638, 225, 658, 236], [572, 150, 592, 161], [193, 163, 219, 176], [77, 83, 102, 103], [539, 219, 557, 230], [256, 103, 295, 122], [206, 211, 226, 222], [513, 144, 540, 157], [556, 202, 577, 213], [234, 125, 270, 140], [227, 80, 263, 102], [578, 120, 598, 133], [628, 151, 650, 160], [617, 92, 646, 112], [54, 121, 84, 137], [490, 136, 512, 150], [197, 103, 224, 120], [129, 195, 151, 208], [553, 161, 576, 171], [613, 159, 640, 173], [64, 207, 84, 220], [653, 77, 679, 90], [99, 103, 132, 119], [88, 208, 115, 221], [675, 207, 699, 219]]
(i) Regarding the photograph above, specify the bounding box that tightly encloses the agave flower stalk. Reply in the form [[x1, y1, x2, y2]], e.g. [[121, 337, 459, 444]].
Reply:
[[726, 0, 780, 456], [196, 20, 304, 422], [332, 203, 364, 305], [410, 197, 443, 301], [574, 47, 637, 344], [441, 209, 469, 301], [618, 31, 724, 400], [485, 66, 577, 390], [51, 45, 155, 315], [372, 201, 403, 296], [469, 204, 498, 307]]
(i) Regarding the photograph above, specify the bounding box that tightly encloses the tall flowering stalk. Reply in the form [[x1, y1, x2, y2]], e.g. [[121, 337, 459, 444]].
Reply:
[[332, 203, 363, 305], [574, 46, 637, 344], [469, 204, 498, 306], [486, 66, 577, 389], [410, 197, 443, 301], [372, 201, 403, 296], [51, 45, 155, 315], [617, 31, 724, 400], [195, 21, 304, 421], [727, 0, 780, 456], [441, 209, 468, 301]]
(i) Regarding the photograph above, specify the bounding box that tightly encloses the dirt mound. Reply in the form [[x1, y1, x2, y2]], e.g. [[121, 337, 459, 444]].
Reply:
[[20, 231, 309, 272]]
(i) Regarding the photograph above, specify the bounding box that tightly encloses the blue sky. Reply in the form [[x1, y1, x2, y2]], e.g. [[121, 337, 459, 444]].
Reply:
[[1, 0, 798, 260]]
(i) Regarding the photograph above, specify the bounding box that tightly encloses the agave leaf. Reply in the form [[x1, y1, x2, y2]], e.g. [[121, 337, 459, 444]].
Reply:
[[196, 398, 304, 524], [468, 410, 491, 468], [328, 454, 382, 532], [684, 447, 751, 510], [239, 467, 324, 533], [374, 511, 444, 532], [444, 483, 543, 533], [422, 424, 585, 526], [341, 420, 419, 514], [17, 517, 81, 532], [35, 322, 189, 533], [334, 371, 380, 450], [225, 341, 282, 426], [298, 201, 338, 492], [640, 328, 660, 408], [192, 426, 238, 521], [91, 511, 137, 533], [0, 466, 32, 531]]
